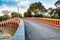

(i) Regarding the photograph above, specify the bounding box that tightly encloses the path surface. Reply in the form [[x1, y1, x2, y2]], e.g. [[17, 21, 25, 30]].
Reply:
[[24, 20, 60, 40], [12, 19, 25, 40]]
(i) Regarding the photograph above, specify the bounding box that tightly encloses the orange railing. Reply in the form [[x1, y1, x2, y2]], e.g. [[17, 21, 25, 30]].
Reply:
[[34, 18, 60, 27], [0, 18, 20, 29], [23, 17, 60, 27], [0, 18, 20, 35]]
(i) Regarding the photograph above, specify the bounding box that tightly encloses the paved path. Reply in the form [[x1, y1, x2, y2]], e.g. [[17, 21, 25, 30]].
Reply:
[[24, 20, 60, 40], [12, 19, 25, 40]]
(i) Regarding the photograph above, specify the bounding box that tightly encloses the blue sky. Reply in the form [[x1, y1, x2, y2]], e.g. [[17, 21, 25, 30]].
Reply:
[[0, 0, 57, 16], [0, 0, 57, 7]]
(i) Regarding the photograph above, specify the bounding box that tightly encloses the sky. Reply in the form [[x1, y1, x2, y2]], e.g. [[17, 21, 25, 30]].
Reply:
[[0, 0, 57, 16]]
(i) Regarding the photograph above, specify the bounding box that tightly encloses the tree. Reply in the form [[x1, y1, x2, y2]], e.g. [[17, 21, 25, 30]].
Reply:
[[11, 12, 22, 18], [24, 12, 28, 17], [57, 9, 60, 18], [28, 2, 46, 15], [27, 11, 33, 17], [24, 11, 33, 17], [0, 16, 3, 21], [2, 10, 10, 21], [51, 13, 59, 19], [2, 10, 9, 15], [55, 0, 60, 18], [34, 14, 43, 17], [1, 15, 10, 21], [49, 9, 55, 15]]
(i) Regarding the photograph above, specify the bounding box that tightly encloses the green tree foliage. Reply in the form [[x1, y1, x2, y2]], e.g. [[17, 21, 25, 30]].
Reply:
[[57, 9, 60, 18], [24, 11, 33, 17], [51, 9, 60, 18], [0, 16, 3, 21], [48, 8, 53, 15], [0, 15, 10, 21], [34, 14, 43, 17], [24, 12, 28, 17], [28, 2, 46, 14], [1, 10, 11, 21], [24, 2, 47, 17], [11, 12, 22, 18], [51, 13, 59, 19], [55, 0, 60, 18]]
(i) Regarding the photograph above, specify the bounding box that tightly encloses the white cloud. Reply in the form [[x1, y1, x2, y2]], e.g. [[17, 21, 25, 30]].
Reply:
[[0, 0, 57, 16], [14, 0, 20, 2], [3, 0, 20, 2], [0, 0, 30, 16], [0, 4, 17, 16], [17, 1, 30, 8], [42, 0, 57, 9], [43, 3, 56, 9], [0, 2, 29, 16]]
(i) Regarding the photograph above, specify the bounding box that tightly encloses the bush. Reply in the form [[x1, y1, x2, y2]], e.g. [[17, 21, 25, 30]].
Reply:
[[11, 12, 22, 18], [51, 13, 59, 19], [34, 14, 43, 17]]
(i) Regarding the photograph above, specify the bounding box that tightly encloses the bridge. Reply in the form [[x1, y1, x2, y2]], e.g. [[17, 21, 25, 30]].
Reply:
[[23, 18, 60, 40], [0, 18, 60, 40], [0, 18, 20, 36]]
